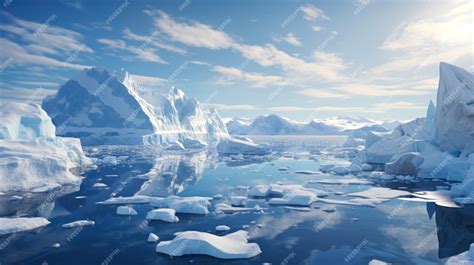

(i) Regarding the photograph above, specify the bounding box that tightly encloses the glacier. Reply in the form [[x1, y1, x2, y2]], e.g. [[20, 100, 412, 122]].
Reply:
[[0, 102, 91, 192], [42, 67, 229, 147]]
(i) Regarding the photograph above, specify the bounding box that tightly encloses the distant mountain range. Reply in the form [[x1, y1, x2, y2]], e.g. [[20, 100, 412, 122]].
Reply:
[[224, 114, 401, 135]]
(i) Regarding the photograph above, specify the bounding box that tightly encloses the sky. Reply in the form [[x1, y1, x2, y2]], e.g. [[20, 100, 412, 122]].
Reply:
[[0, 0, 472, 122]]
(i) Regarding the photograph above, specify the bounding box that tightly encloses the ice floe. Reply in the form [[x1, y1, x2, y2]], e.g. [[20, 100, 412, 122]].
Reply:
[[155, 230, 262, 259], [150, 196, 212, 214], [62, 220, 95, 228], [116, 206, 138, 216], [0, 217, 50, 235], [147, 233, 159, 242], [146, 209, 179, 223], [215, 225, 231, 232]]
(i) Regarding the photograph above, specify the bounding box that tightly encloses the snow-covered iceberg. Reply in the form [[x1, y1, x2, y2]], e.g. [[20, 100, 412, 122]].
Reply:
[[346, 62, 474, 203], [155, 230, 262, 259], [42, 67, 229, 147], [0, 102, 91, 192], [0, 217, 50, 235]]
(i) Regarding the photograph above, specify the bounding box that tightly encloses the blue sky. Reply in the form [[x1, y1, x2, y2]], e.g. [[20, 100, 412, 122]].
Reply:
[[0, 0, 472, 121]]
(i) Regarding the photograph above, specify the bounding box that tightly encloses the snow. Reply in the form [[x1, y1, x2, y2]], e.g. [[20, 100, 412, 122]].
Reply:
[[348, 187, 410, 200], [146, 208, 179, 223], [148, 233, 160, 242], [42, 67, 229, 147], [0, 217, 50, 235], [116, 206, 138, 216], [217, 137, 271, 155], [215, 225, 231, 232], [62, 220, 95, 228], [0, 102, 92, 193], [225, 114, 392, 135], [150, 196, 212, 214], [155, 230, 262, 259], [435, 62, 474, 154]]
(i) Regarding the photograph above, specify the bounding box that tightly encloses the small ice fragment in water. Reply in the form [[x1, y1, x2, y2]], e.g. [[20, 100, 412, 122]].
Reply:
[[62, 220, 95, 228], [146, 209, 179, 223], [9, 195, 23, 201], [147, 233, 159, 243], [323, 208, 336, 213], [51, 243, 60, 248], [215, 225, 231, 232], [116, 206, 137, 216], [92, 183, 108, 188]]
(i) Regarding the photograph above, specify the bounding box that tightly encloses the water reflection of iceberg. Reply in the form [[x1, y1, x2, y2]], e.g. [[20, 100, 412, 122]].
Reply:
[[136, 151, 218, 197], [0, 185, 79, 217], [433, 203, 474, 259]]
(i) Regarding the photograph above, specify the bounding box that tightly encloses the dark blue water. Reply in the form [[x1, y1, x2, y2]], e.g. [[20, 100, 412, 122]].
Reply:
[[1, 136, 473, 265]]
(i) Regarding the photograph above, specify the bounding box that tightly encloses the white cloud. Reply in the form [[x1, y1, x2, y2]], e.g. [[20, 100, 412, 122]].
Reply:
[[311, 25, 323, 32], [122, 28, 187, 54], [297, 88, 349, 99], [148, 10, 234, 49], [213, 65, 288, 87], [97, 38, 167, 63], [300, 4, 329, 21], [273, 33, 302, 46]]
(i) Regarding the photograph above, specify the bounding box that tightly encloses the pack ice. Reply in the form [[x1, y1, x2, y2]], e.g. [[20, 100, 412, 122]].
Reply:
[[0, 102, 91, 192]]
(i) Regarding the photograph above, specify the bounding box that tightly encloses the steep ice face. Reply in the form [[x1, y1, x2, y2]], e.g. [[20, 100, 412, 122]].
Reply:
[[43, 67, 229, 146], [0, 102, 91, 192], [435, 62, 474, 154]]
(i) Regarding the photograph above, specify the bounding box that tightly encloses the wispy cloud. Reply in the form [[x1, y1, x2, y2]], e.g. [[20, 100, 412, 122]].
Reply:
[[297, 88, 350, 99], [213, 65, 288, 87], [97, 38, 167, 63], [300, 4, 329, 21], [273, 33, 302, 46]]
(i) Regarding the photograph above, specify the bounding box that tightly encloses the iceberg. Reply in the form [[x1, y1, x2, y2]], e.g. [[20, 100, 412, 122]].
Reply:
[[155, 230, 262, 259], [150, 195, 212, 214], [116, 206, 138, 216], [147, 233, 160, 243], [0, 102, 91, 192], [0, 217, 50, 235], [42, 67, 229, 147], [62, 220, 95, 228], [146, 208, 179, 223], [435, 62, 474, 154]]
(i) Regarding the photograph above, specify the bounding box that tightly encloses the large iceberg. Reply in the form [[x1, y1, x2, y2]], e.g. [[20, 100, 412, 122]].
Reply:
[[347, 62, 474, 203], [42, 67, 229, 146], [0, 102, 91, 192], [435, 62, 474, 155]]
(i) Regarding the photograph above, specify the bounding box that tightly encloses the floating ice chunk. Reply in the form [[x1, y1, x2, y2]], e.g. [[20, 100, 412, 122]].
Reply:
[[62, 220, 95, 228], [213, 194, 223, 199], [284, 206, 310, 212], [214, 203, 263, 214], [9, 195, 23, 201], [116, 206, 138, 216], [248, 185, 271, 197], [278, 167, 289, 171], [101, 156, 118, 165], [156, 230, 261, 259], [215, 225, 231, 232], [52, 243, 60, 248], [231, 196, 247, 207], [98, 195, 153, 204], [150, 196, 212, 214], [217, 137, 271, 155], [148, 233, 159, 243], [146, 208, 179, 223], [323, 208, 336, 213], [0, 217, 50, 235], [310, 178, 372, 185], [268, 184, 327, 206], [92, 183, 108, 188], [368, 260, 389, 265]]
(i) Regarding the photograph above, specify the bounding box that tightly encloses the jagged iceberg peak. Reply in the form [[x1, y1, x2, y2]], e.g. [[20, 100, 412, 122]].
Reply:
[[435, 62, 474, 154], [42, 66, 229, 146]]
